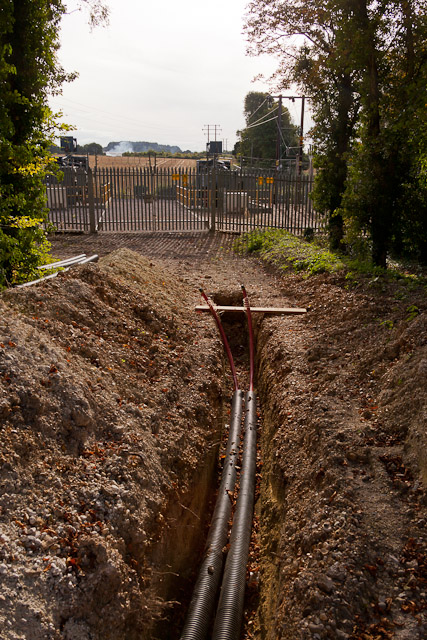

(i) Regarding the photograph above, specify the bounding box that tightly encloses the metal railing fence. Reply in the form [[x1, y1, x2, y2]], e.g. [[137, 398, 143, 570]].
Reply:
[[46, 166, 324, 235]]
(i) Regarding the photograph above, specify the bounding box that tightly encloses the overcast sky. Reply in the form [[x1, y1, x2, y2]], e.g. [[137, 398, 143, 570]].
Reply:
[[50, 0, 305, 152]]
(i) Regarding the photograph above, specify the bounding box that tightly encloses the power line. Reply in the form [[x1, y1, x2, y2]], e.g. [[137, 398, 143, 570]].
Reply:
[[244, 105, 278, 128], [202, 124, 222, 141], [52, 100, 168, 133], [51, 102, 203, 148], [247, 96, 269, 123], [244, 114, 278, 130], [277, 119, 289, 152], [271, 94, 306, 174]]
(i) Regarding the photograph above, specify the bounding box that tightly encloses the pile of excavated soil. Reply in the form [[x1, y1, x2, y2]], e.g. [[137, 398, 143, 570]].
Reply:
[[0, 248, 224, 640], [1, 233, 426, 640]]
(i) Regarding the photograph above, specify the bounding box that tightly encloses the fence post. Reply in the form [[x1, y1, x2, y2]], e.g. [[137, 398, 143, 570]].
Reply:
[[88, 167, 97, 233], [209, 167, 216, 232]]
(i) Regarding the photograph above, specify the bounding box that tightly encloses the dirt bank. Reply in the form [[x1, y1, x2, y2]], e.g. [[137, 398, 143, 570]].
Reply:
[[1, 233, 426, 639], [256, 271, 426, 640], [0, 248, 225, 639]]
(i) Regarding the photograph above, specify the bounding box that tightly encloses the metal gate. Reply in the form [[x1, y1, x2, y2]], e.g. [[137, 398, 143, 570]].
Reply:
[[46, 166, 322, 234]]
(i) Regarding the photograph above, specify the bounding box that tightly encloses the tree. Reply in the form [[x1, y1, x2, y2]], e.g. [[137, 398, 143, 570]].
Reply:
[[235, 91, 299, 168], [339, 0, 427, 266], [244, 1, 427, 266], [0, 1, 108, 288], [245, 1, 360, 250], [396, 60, 427, 263], [391, 1, 427, 263], [76, 142, 105, 155]]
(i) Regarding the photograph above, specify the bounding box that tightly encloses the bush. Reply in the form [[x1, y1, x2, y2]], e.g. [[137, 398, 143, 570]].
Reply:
[[0, 217, 52, 288]]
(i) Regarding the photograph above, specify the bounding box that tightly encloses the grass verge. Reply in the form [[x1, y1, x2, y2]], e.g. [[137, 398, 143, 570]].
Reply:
[[234, 229, 345, 277], [233, 229, 427, 290]]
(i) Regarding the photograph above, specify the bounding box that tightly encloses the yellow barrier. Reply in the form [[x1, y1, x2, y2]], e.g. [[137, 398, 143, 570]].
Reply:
[[177, 185, 211, 208]]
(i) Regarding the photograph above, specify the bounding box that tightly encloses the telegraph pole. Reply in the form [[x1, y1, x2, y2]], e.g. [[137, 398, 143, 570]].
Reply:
[[271, 94, 306, 173], [299, 96, 305, 175], [203, 125, 211, 144], [276, 95, 283, 168]]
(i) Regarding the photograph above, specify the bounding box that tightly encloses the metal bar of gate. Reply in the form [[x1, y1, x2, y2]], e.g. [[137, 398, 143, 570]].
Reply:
[[125, 168, 130, 230]]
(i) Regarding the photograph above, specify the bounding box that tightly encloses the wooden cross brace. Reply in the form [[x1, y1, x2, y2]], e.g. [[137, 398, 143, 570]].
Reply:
[[195, 305, 307, 315]]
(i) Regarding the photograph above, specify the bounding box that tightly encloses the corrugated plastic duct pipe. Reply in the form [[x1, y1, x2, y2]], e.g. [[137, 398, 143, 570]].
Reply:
[[211, 390, 258, 640], [179, 389, 244, 640], [181, 287, 258, 639], [180, 288, 243, 639], [212, 287, 257, 639]]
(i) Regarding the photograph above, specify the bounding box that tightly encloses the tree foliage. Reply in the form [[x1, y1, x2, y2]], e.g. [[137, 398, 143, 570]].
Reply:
[[76, 142, 105, 155], [341, 0, 427, 266], [75, 0, 110, 28], [0, 1, 67, 286], [0, 1, 108, 288], [244, 0, 427, 266], [245, 2, 361, 248]]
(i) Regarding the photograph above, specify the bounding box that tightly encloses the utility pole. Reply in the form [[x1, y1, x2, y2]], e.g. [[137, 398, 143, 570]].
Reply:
[[203, 125, 211, 143], [203, 124, 222, 166], [271, 94, 306, 173], [203, 124, 222, 164], [202, 125, 210, 163], [299, 96, 305, 176], [276, 95, 282, 168], [203, 124, 222, 144], [202, 124, 222, 228]]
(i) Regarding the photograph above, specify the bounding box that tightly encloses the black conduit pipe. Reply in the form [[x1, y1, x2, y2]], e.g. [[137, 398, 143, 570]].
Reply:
[[180, 288, 242, 639], [179, 389, 244, 640], [212, 390, 258, 640]]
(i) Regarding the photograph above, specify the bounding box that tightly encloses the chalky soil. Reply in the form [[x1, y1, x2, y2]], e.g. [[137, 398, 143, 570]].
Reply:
[[0, 233, 426, 640]]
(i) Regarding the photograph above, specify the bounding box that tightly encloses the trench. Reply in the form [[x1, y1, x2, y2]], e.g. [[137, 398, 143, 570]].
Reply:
[[145, 288, 280, 640], [149, 440, 223, 638]]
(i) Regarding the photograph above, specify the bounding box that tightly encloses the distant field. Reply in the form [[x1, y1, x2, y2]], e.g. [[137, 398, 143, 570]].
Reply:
[[89, 156, 198, 170]]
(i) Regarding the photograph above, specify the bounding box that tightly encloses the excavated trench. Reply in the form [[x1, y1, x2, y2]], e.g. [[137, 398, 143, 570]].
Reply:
[[101, 274, 427, 639], [149, 436, 222, 638], [150, 289, 271, 639], [140, 281, 427, 640]]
